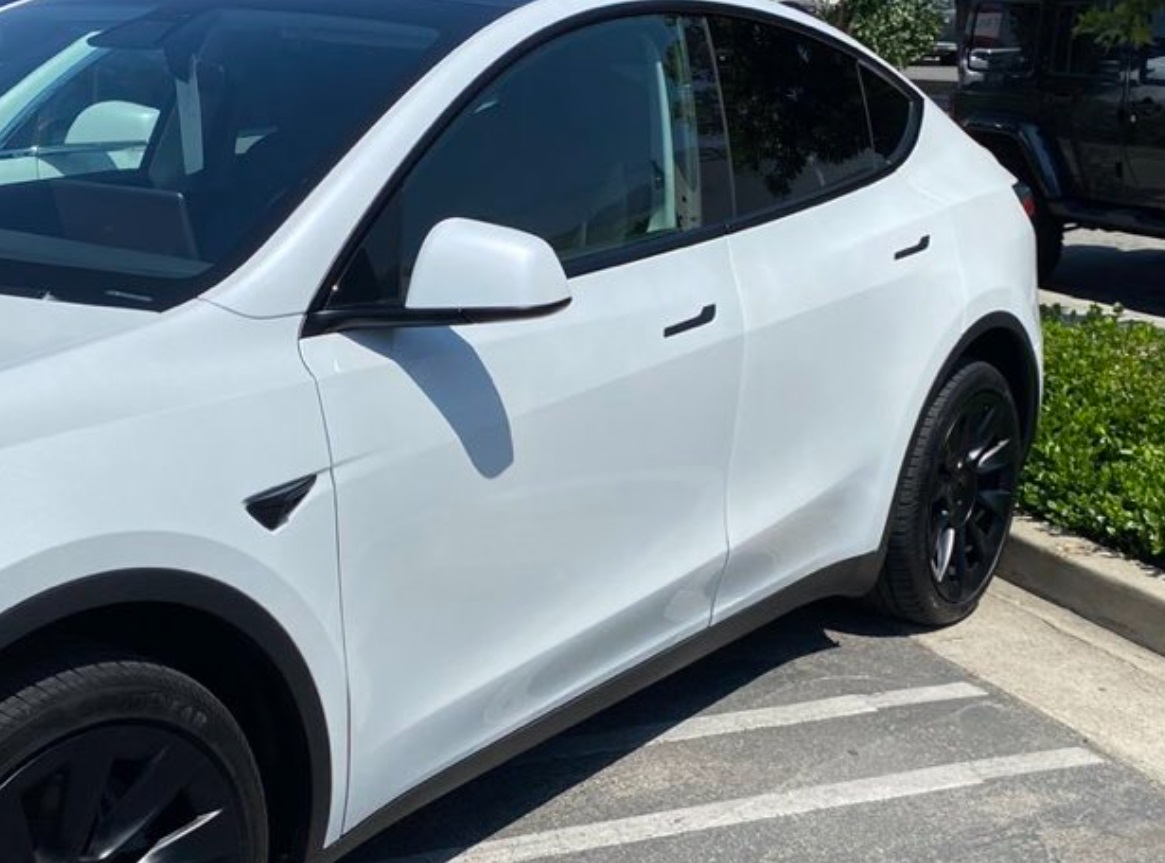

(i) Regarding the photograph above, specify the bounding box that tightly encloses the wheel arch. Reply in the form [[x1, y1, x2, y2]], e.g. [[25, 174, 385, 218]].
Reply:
[[0, 568, 332, 862], [944, 311, 1041, 452], [963, 118, 1066, 202]]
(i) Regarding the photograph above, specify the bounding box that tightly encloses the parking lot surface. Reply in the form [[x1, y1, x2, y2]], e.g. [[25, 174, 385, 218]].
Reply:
[[343, 589, 1165, 863], [1044, 231, 1165, 325]]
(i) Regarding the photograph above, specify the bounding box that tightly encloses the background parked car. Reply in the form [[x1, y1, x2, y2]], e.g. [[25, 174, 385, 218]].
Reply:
[[951, 0, 1165, 280]]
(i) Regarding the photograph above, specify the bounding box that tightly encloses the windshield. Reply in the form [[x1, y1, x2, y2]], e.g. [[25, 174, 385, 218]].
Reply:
[[0, 0, 502, 310]]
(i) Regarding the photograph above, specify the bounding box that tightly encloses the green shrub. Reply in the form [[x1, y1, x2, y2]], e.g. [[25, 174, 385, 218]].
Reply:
[[1020, 306, 1165, 566], [824, 0, 943, 69]]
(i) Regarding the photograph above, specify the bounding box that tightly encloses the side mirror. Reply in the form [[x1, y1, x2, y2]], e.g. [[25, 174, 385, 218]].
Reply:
[[307, 218, 572, 335], [967, 47, 1023, 73], [65, 100, 160, 149], [405, 218, 571, 321]]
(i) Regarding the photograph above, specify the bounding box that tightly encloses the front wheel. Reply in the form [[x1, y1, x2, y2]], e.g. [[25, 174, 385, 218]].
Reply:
[[873, 361, 1022, 625], [0, 648, 268, 863]]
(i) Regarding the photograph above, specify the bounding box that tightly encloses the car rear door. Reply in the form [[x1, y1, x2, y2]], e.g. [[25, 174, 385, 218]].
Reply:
[[704, 14, 968, 618], [299, 15, 744, 828], [1042, 1, 1130, 205]]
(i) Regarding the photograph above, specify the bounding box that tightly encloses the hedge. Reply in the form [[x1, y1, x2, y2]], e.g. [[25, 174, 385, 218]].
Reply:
[[1019, 306, 1165, 567]]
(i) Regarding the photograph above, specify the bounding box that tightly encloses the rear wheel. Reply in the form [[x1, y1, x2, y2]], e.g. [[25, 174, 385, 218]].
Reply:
[[874, 361, 1022, 625], [0, 649, 267, 863]]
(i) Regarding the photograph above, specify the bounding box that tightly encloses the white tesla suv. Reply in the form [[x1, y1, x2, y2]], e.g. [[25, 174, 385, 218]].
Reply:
[[0, 0, 1041, 860]]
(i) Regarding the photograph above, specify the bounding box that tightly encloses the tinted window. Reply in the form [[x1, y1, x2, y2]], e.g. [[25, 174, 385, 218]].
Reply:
[[332, 16, 729, 309], [861, 67, 913, 160], [1051, 4, 1123, 78], [0, 1, 500, 310], [709, 16, 877, 217], [967, 2, 1040, 74], [1137, 11, 1165, 84]]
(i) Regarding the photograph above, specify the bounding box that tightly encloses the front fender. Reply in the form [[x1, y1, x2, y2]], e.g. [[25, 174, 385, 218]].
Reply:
[[0, 533, 348, 854]]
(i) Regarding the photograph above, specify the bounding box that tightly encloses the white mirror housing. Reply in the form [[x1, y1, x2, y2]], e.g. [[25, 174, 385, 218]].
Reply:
[[405, 218, 571, 316]]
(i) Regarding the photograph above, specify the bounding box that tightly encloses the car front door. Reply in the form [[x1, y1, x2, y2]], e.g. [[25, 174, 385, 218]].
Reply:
[[299, 15, 744, 828]]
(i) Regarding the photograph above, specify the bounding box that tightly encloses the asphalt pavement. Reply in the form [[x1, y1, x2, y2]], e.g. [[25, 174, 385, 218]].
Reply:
[[341, 584, 1165, 863], [1045, 230, 1165, 325]]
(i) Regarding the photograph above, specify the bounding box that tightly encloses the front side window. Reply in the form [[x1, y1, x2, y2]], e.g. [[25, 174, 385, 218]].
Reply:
[[0, 1, 502, 310], [708, 16, 878, 218], [331, 15, 730, 310], [966, 1, 1041, 75]]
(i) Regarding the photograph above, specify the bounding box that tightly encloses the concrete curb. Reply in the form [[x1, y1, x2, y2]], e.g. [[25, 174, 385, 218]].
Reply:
[[998, 517, 1165, 657]]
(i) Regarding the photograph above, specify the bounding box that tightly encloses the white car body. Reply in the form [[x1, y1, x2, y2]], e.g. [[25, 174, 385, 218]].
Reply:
[[0, 0, 1040, 859]]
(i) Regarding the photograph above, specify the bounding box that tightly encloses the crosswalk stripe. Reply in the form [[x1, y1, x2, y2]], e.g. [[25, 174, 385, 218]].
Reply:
[[385, 747, 1103, 863], [523, 682, 987, 762]]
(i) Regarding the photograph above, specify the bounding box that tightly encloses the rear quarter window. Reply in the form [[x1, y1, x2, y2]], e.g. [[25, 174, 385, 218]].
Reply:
[[860, 66, 914, 160]]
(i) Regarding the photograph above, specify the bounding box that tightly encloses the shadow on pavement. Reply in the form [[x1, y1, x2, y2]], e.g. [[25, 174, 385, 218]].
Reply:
[[1049, 242, 1165, 317], [344, 600, 910, 862]]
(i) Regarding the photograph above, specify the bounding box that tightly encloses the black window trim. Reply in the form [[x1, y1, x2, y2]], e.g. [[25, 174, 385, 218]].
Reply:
[[303, 1, 924, 336]]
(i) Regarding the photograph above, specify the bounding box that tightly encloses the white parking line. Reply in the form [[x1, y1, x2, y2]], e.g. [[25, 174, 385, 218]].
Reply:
[[524, 682, 987, 761], [388, 748, 1103, 863]]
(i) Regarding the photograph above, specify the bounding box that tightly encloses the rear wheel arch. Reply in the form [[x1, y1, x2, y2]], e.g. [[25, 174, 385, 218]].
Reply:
[[0, 569, 332, 863], [956, 315, 1041, 452], [883, 311, 1039, 550]]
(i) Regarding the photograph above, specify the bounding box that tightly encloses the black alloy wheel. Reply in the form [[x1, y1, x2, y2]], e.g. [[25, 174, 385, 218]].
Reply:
[[927, 387, 1019, 604], [0, 651, 267, 863], [874, 361, 1022, 625]]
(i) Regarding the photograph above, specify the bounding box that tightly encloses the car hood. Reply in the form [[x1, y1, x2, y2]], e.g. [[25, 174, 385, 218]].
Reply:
[[0, 294, 155, 371]]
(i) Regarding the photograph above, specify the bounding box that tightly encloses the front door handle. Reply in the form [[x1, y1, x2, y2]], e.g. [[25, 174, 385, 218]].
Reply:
[[664, 304, 717, 338], [894, 235, 931, 261]]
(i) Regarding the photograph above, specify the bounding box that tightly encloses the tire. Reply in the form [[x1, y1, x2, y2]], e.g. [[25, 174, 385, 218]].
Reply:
[[0, 647, 268, 863], [873, 361, 1022, 626]]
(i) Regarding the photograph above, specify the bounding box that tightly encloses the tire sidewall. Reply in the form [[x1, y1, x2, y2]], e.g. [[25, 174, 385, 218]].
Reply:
[[0, 657, 268, 862], [898, 362, 1020, 624]]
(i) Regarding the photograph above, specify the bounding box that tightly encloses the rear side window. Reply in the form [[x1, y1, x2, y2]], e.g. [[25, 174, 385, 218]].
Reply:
[[1051, 3, 1123, 78], [708, 16, 879, 217], [967, 1, 1041, 74], [1138, 10, 1165, 84], [861, 67, 913, 160]]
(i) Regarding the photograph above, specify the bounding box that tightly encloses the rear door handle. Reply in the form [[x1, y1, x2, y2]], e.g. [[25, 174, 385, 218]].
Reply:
[[894, 235, 931, 260], [664, 304, 716, 338]]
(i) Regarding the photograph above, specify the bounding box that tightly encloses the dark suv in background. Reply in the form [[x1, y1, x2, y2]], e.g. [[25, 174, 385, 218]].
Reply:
[[951, 0, 1165, 279]]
